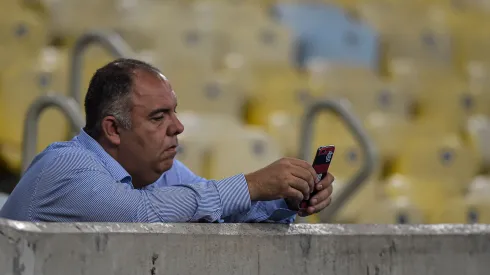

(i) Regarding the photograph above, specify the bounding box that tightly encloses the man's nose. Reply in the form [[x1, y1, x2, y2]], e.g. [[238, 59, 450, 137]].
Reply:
[[168, 114, 184, 136]]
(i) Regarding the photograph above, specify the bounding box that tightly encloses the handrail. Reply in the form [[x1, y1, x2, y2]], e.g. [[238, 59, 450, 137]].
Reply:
[[298, 99, 379, 222], [21, 94, 85, 174], [68, 31, 132, 131]]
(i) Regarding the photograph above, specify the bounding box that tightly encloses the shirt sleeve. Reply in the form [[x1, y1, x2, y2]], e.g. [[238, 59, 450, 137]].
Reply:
[[173, 160, 297, 223], [30, 153, 251, 223]]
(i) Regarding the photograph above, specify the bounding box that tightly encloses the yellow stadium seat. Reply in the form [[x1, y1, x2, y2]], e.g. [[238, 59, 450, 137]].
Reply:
[[176, 135, 208, 178], [263, 111, 301, 157], [208, 126, 284, 179], [0, 47, 69, 171], [193, 2, 271, 31], [224, 19, 295, 69], [357, 196, 425, 224], [436, 196, 468, 223], [464, 175, 490, 223], [154, 27, 229, 73], [364, 112, 411, 161], [466, 115, 490, 172], [0, 7, 48, 71], [384, 173, 472, 223], [167, 71, 247, 120], [43, 0, 122, 40], [417, 79, 487, 133], [176, 112, 245, 178], [307, 61, 415, 119], [327, 178, 383, 223], [390, 60, 488, 132], [115, 2, 194, 50], [247, 68, 314, 125], [393, 132, 479, 194], [357, 3, 452, 66]]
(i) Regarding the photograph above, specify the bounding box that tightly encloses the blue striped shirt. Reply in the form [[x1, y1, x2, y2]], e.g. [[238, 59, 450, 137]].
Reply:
[[0, 130, 297, 223]]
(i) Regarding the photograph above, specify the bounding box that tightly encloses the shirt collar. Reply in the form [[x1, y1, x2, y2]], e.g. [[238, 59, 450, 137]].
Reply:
[[75, 129, 132, 183]]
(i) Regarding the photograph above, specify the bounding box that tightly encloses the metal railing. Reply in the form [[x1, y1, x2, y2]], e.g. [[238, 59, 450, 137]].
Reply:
[[21, 95, 85, 174], [69, 30, 132, 105], [297, 99, 379, 223], [68, 31, 133, 131]]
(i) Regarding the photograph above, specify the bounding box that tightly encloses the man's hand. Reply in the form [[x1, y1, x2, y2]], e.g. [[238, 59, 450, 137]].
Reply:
[[244, 158, 318, 202], [286, 172, 334, 216]]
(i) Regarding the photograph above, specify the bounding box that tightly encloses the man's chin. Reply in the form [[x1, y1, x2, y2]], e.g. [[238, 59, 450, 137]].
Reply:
[[157, 158, 174, 173]]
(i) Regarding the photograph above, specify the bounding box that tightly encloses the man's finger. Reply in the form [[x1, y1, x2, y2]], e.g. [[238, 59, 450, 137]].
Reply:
[[316, 172, 334, 191], [289, 158, 318, 183], [285, 187, 304, 202], [306, 196, 333, 214], [310, 184, 333, 206], [288, 177, 310, 200], [290, 166, 315, 194]]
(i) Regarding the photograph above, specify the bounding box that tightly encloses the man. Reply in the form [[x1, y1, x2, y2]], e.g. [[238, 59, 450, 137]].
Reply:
[[0, 58, 334, 223]]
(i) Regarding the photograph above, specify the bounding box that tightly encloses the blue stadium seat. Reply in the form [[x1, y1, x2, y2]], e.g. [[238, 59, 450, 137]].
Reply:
[[274, 3, 379, 69]]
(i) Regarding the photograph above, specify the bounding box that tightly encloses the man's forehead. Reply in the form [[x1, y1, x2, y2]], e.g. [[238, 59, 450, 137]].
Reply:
[[131, 70, 177, 105]]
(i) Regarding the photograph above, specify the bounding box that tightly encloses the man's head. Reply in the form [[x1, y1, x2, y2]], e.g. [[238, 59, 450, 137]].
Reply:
[[84, 58, 184, 188]]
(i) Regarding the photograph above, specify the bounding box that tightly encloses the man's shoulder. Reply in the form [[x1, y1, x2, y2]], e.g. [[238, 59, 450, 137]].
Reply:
[[29, 140, 104, 173]]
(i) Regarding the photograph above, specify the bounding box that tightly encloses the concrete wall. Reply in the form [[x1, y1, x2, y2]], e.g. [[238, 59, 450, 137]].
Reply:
[[1, 219, 490, 275]]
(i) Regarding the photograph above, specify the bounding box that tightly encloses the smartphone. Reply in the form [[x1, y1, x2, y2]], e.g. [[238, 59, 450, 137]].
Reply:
[[299, 145, 335, 209]]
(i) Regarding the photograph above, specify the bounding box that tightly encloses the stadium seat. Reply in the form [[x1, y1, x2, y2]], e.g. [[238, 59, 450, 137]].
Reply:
[[225, 19, 295, 70], [208, 126, 284, 180], [176, 112, 245, 178], [384, 173, 473, 223], [364, 112, 411, 161], [357, 3, 452, 66], [393, 132, 479, 194], [466, 115, 490, 172], [464, 175, 490, 223], [275, 2, 379, 69], [193, 2, 271, 32], [306, 61, 415, 119], [328, 178, 383, 223], [0, 6, 48, 71], [168, 71, 247, 120], [247, 68, 313, 126], [356, 196, 425, 224], [0, 48, 69, 171], [415, 77, 488, 133], [43, 0, 123, 42], [263, 111, 301, 157], [154, 27, 229, 73]]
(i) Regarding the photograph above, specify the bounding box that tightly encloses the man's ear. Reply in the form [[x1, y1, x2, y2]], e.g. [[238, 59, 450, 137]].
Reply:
[[100, 116, 121, 145]]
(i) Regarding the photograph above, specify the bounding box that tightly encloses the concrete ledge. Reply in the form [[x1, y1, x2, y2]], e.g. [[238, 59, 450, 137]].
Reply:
[[1, 219, 490, 275]]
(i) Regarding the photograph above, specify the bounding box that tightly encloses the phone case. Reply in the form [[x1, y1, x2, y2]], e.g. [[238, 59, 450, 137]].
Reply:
[[299, 145, 335, 209]]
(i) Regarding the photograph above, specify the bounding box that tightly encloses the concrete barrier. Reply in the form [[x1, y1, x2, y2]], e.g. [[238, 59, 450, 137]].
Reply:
[[1, 219, 490, 275]]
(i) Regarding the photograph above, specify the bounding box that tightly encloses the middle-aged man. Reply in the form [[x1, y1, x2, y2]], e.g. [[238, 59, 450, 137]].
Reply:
[[0, 58, 334, 223]]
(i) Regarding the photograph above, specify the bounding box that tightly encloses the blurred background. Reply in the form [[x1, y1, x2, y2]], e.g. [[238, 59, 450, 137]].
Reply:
[[1, 0, 490, 224]]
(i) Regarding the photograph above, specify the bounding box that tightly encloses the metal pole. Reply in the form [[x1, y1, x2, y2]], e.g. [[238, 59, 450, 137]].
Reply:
[[21, 94, 85, 174], [298, 99, 379, 222], [68, 31, 132, 131]]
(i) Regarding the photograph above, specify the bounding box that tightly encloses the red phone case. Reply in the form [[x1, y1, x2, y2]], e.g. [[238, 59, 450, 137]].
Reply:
[[299, 145, 335, 209]]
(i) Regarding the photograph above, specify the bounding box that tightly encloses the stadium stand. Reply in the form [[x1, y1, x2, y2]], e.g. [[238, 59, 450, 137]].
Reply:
[[0, 0, 489, 225]]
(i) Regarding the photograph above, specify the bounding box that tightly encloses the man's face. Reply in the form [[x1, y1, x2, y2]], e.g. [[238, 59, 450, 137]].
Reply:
[[119, 70, 184, 187]]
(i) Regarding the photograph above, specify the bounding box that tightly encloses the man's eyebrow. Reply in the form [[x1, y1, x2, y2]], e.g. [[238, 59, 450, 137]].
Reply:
[[148, 104, 178, 117], [148, 108, 170, 117]]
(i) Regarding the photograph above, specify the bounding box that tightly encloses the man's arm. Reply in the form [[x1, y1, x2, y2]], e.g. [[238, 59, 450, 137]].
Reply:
[[30, 153, 251, 222], [174, 160, 297, 223]]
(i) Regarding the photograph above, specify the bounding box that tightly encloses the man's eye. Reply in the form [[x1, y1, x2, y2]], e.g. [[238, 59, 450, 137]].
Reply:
[[152, 116, 164, 121]]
